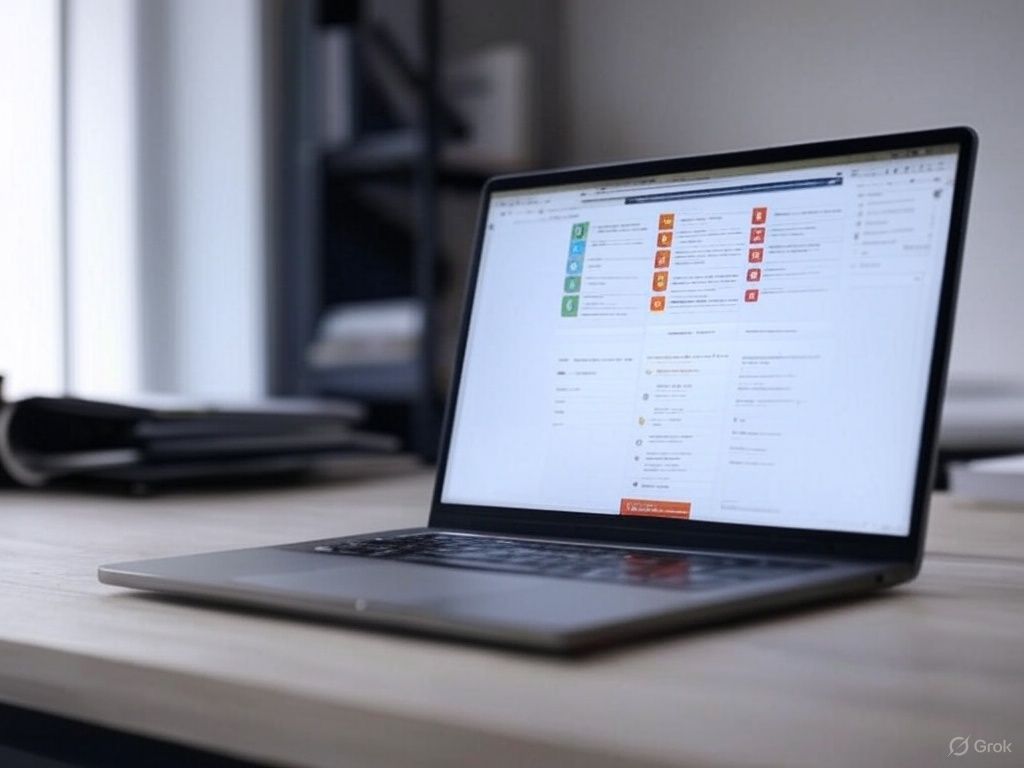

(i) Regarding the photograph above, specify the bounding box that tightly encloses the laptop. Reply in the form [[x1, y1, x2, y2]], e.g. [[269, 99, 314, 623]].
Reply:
[[99, 127, 976, 653]]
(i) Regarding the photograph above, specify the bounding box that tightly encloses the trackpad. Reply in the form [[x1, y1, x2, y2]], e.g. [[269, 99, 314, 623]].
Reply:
[[236, 560, 537, 605]]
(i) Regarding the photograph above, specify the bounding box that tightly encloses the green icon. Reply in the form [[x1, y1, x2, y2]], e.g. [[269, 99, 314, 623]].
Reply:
[[561, 295, 579, 317], [571, 222, 589, 240], [564, 275, 581, 293]]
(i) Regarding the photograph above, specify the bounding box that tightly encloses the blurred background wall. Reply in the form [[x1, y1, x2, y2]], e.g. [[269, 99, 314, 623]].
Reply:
[[560, 0, 1024, 385], [0, 0, 1021, 455]]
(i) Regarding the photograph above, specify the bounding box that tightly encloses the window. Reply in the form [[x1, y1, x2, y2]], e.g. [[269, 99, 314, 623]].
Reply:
[[0, 0, 63, 398]]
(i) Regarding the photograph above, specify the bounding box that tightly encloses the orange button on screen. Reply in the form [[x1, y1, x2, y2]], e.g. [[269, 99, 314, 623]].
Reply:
[[619, 498, 692, 519]]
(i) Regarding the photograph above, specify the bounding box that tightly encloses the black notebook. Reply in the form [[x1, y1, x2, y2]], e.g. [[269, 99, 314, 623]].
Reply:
[[0, 395, 399, 491]]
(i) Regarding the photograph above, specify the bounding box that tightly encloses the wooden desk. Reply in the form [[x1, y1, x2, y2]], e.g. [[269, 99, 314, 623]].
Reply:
[[0, 472, 1021, 767]]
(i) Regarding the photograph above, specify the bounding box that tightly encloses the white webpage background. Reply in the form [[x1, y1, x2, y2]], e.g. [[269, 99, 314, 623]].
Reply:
[[443, 150, 958, 535]]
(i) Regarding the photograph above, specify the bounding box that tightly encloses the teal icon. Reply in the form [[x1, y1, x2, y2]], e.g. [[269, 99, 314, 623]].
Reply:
[[566, 256, 583, 275], [564, 275, 581, 293], [571, 222, 589, 240]]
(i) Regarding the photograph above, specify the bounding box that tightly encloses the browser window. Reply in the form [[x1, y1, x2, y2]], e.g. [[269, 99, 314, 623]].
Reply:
[[442, 145, 959, 535]]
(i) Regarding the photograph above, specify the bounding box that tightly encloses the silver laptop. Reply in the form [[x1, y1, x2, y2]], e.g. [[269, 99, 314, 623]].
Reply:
[[100, 127, 976, 653]]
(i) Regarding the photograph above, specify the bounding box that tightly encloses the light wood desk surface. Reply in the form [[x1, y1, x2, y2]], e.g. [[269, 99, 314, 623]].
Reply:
[[0, 471, 1021, 767]]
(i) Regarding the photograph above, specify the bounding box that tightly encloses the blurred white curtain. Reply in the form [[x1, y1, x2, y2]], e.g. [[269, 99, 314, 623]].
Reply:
[[0, 0, 63, 398], [65, 0, 142, 398], [65, 0, 267, 400]]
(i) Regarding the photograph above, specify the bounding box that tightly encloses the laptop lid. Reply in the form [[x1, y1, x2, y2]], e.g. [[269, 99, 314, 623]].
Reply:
[[430, 127, 976, 564]]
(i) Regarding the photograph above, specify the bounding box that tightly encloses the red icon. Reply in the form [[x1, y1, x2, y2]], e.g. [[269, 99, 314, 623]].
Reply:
[[654, 250, 671, 268], [751, 207, 768, 225], [749, 228, 765, 244], [650, 296, 666, 312], [652, 271, 669, 292], [748, 247, 764, 263], [658, 213, 675, 230], [657, 231, 673, 247], [744, 289, 759, 303], [746, 268, 761, 282]]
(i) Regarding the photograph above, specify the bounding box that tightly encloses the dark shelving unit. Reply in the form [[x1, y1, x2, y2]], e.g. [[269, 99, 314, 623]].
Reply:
[[325, 143, 491, 189], [272, 0, 491, 460], [308, 361, 420, 401]]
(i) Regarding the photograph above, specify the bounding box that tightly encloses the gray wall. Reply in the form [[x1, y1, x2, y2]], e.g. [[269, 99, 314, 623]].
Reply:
[[561, 0, 1024, 384]]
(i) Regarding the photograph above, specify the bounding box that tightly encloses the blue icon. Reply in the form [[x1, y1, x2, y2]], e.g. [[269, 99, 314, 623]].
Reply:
[[569, 240, 586, 256], [566, 257, 583, 275]]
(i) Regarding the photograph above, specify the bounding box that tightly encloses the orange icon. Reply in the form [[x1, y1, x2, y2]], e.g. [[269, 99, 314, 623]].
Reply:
[[751, 207, 768, 225], [650, 296, 666, 312], [748, 247, 764, 263], [654, 250, 671, 268], [657, 231, 673, 247], [746, 268, 761, 282], [652, 271, 669, 291], [744, 289, 759, 303], [658, 213, 675, 230], [749, 228, 765, 244]]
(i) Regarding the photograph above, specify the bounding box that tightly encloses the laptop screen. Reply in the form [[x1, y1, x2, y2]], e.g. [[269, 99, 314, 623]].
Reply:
[[441, 143, 960, 536]]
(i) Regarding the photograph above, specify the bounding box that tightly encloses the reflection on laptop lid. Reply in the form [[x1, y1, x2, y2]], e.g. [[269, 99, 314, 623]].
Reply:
[[441, 140, 963, 538]]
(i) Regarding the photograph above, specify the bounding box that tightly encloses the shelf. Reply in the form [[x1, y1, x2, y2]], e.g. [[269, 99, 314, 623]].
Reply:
[[277, 0, 449, 457], [323, 134, 495, 189], [306, 362, 421, 402], [329, 163, 492, 190]]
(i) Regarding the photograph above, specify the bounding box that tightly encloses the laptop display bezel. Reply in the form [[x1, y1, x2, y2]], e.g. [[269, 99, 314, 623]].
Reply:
[[429, 127, 977, 565]]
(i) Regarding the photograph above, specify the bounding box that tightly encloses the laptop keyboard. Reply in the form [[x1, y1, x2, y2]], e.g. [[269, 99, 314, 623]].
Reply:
[[311, 532, 824, 591]]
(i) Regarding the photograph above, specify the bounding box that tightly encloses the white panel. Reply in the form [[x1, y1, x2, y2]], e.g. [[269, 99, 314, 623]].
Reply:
[[0, 0, 62, 397], [66, 0, 141, 397], [161, 0, 265, 398]]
